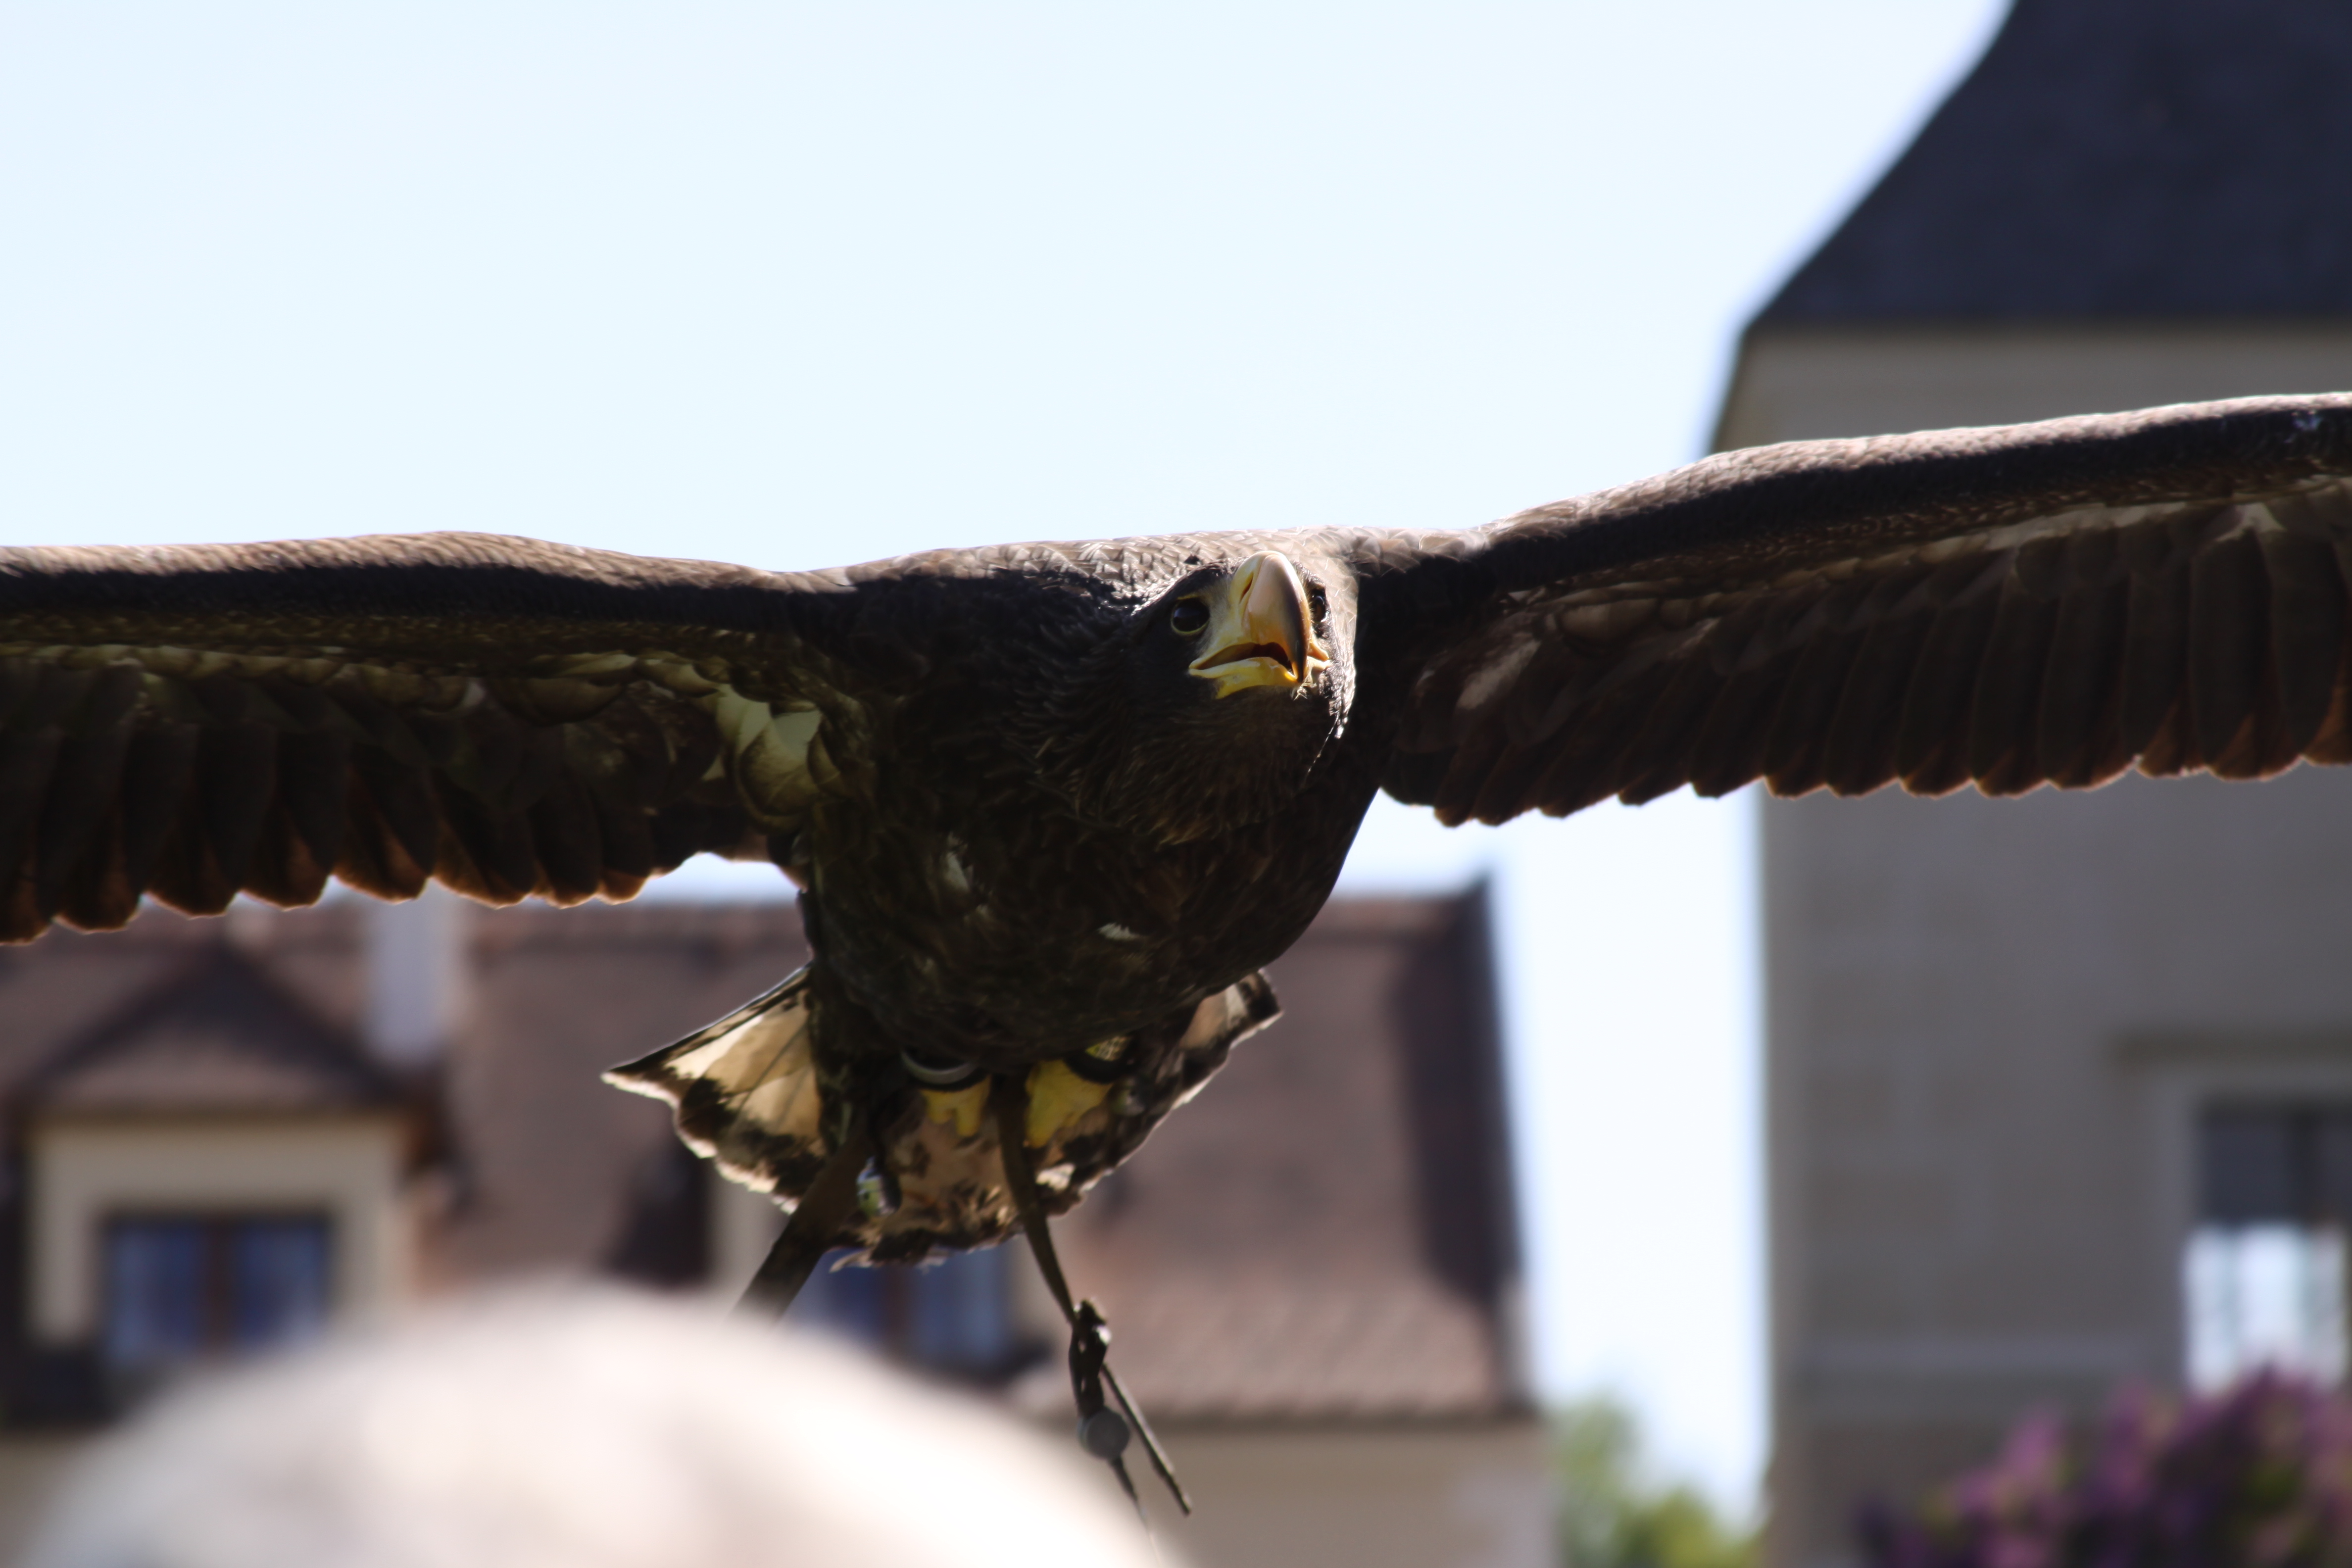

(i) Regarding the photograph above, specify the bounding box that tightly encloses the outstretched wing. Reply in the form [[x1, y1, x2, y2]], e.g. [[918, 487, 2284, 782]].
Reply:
[[0, 532, 882, 940], [1373, 393, 2352, 823]]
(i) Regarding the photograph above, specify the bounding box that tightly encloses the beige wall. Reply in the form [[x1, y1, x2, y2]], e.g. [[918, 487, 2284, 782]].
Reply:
[[1765, 768, 2352, 1568], [27, 1115, 414, 1344], [1139, 1421, 1554, 1568], [1726, 322, 2352, 1568], [1716, 325, 2352, 451]]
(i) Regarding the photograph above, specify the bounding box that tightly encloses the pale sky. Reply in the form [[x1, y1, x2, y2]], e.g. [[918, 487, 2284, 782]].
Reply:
[[1, 0, 2013, 1511]]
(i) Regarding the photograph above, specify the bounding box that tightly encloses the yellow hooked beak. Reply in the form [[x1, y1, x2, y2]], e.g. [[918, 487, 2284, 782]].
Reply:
[[1185, 551, 1332, 698]]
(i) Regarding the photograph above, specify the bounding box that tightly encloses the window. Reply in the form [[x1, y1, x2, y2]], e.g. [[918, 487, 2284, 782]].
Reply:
[[2186, 1104, 2352, 1389], [794, 1244, 1021, 1377], [104, 1214, 334, 1376]]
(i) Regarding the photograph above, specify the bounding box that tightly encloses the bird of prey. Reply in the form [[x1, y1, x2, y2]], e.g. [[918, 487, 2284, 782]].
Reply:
[[5, 392, 2352, 1270]]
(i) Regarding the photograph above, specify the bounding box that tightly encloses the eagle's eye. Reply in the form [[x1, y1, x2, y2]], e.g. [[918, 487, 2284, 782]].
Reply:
[[1169, 598, 1209, 636]]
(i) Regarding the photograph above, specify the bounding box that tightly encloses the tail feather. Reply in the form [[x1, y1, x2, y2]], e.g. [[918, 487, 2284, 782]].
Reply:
[[605, 964, 1283, 1260], [605, 967, 827, 1198]]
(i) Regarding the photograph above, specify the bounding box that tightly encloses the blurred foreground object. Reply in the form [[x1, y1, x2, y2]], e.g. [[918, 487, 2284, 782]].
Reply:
[[19, 1288, 1167, 1568], [1858, 1372, 2352, 1568]]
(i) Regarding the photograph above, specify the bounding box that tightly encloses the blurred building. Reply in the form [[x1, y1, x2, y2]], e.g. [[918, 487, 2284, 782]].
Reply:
[[0, 888, 1547, 1568], [1713, 3, 2352, 1566]]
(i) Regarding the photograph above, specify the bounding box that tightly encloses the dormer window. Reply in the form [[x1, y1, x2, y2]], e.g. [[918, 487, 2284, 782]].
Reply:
[[103, 1212, 334, 1377], [14, 941, 418, 1418]]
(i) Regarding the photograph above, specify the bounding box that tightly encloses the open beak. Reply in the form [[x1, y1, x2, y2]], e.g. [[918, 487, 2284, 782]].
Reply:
[[1187, 551, 1332, 698]]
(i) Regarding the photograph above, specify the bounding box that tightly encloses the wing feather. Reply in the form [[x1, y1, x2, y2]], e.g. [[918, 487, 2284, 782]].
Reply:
[[1371, 395, 2352, 822], [0, 531, 879, 940], [1820, 579, 1937, 796], [2187, 521, 2268, 774], [1964, 578, 2060, 796], [2259, 524, 2347, 755]]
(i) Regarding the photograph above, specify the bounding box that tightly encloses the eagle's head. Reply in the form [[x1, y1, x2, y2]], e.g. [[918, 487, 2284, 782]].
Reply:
[[1031, 546, 1357, 844]]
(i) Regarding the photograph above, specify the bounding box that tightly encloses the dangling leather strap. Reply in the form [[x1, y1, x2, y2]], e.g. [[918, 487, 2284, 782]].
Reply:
[[737, 1114, 874, 1318], [990, 1077, 1191, 1518]]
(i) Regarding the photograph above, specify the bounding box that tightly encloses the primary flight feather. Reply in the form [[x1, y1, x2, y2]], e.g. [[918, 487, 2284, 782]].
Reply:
[[4, 392, 2351, 1259]]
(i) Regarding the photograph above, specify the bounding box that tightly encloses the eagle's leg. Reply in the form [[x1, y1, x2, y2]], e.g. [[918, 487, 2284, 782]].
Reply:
[[989, 1077, 1190, 1519]]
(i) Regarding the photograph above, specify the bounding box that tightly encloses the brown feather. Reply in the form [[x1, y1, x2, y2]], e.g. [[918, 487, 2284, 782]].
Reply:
[[565, 726, 661, 878], [146, 791, 219, 917], [14, 667, 98, 732], [1817, 613, 1931, 797], [1378, 746, 1451, 808], [335, 771, 432, 901], [0, 658, 38, 727], [1613, 654, 1734, 805], [1894, 568, 2005, 796], [2256, 522, 2347, 756], [274, 732, 352, 873], [2136, 693, 2200, 778], [1965, 538, 2069, 794], [196, 726, 281, 894], [1504, 638, 1606, 750], [36, 718, 137, 919], [2032, 529, 2128, 786], [1429, 721, 1511, 827], [1968, 593, 2060, 796], [1684, 653, 1797, 799], [54, 807, 137, 932], [2118, 552, 2192, 761], [350, 750, 441, 877], [431, 777, 540, 904], [447, 705, 528, 808], [1760, 578, 1882, 797], [50, 682, 148, 930], [245, 802, 333, 908], [1678, 590, 1822, 798], [506, 726, 568, 817], [528, 774, 607, 905], [1808, 564, 1941, 797], [116, 722, 201, 898], [1522, 661, 1678, 817], [1467, 735, 1554, 825], [2188, 523, 2269, 776], [328, 684, 437, 770]]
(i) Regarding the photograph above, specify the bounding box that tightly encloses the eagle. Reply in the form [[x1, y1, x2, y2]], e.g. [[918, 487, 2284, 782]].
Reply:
[[5, 392, 2352, 1281]]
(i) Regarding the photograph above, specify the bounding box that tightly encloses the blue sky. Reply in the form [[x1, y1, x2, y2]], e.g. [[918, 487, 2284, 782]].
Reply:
[[1, 0, 2012, 1510]]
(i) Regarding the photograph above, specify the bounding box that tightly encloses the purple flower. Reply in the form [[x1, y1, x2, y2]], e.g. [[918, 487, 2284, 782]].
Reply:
[[1858, 1372, 2352, 1568]]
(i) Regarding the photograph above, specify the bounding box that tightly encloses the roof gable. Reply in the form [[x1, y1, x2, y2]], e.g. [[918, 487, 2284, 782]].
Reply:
[[1762, 0, 2352, 323], [27, 944, 399, 1118]]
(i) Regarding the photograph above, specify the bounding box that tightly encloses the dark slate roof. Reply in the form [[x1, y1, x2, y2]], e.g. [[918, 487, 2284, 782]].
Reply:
[[1760, 0, 2352, 323]]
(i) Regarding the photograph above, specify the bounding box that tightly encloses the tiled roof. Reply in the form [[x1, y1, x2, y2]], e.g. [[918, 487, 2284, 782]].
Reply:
[[1761, 0, 2352, 323], [1040, 894, 1524, 1421], [0, 889, 1522, 1421], [439, 902, 811, 1282], [20, 936, 397, 1117]]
